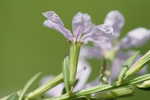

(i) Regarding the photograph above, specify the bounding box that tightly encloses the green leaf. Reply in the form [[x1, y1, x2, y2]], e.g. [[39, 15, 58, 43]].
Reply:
[[69, 43, 81, 87], [76, 84, 113, 96], [19, 72, 41, 100], [137, 80, 150, 89], [123, 51, 139, 67], [125, 50, 150, 78], [129, 74, 150, 85], [7, 93, 19, 100], [92, 86, 134, 100], [116, 66, 128, 85], [116, 51, 139, 85], [63, 56, 71, 94], [26, 73, 63, 99]]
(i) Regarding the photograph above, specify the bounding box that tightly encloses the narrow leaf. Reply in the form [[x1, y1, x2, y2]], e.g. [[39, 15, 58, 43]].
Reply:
[[116, 66, 128, 85], [129, 74, 150, 85], [92, 86, 134, 100], [116, 51, 139, 85], [63, 56, 70, 94], [123, 51, 139, 67], [137, 80, 150, 89], [19, 72, 41, 100], [125, 50, 150, 78], [7, 93, 19, 100]]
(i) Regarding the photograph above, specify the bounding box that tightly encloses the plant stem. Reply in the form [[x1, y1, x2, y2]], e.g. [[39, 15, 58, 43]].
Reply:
[[76, 84, 113, 96], [44, 94, 70, 100], [92, 86, 134, 100], [26, 73, 63, 99], [69, 43, 81, 88]]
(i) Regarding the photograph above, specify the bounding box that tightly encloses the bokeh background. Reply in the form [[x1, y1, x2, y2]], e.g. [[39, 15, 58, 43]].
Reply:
[[0, 0, 150, 99]]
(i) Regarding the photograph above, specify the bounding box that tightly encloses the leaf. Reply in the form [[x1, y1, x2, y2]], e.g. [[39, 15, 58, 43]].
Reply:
[[7, 93, 19, 100], [19, 72, 41, 100], [125, 50, 150, 78], [137, 80, 150, 89], [76, 84, 113, 96], [26, 73, 63, 99], [92, 86, 134, 100], [129, 74, 150, 85], [63, 56, 70, 94], [116, 66, 128, 85], [123, 51, 139, 67], [116, 51, 139, 85]]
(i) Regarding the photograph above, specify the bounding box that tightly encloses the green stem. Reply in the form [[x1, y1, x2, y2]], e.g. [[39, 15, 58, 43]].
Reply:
[[76, 84, 113, 96], [44, 83, 135, 100], [69, 43, 81, 88], [44, 84, 113, 100], [26, 73, 63, 99], [44, 94, 70, 100], [93, 87, 134, 100]]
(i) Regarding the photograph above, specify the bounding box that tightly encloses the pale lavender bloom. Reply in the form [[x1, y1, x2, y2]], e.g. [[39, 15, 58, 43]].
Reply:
[[40, 59, 91, 97], [78, 11, 125, 58], [43, 11, 114, 44], [91, 10, 125, 50], [104, 10, 125, 38], [77, 11, 150, 84], [120, 28, 150, 49], [80, 46, 102, 59], [43, 11, 73, 41], [79, 11, 150, 59]]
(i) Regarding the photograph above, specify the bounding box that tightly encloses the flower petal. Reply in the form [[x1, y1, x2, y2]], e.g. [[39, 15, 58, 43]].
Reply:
[[111, 52, 130, 81], [40, 75, 64, 97], [43, 11, 73, 40], [120, 28, 150, 48], [80, 46, 102, 59], [96, 24, 114, 36], [81, 24, 113, 45], [72, 12, 93, 37], [104, 10, 125, 38], [74, 59, 91, 91]]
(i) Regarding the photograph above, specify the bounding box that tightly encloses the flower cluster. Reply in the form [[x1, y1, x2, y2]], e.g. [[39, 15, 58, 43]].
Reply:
[[41, 10, 150, 97], [80, 11, 150, 82], [43, 11, 114, 44]]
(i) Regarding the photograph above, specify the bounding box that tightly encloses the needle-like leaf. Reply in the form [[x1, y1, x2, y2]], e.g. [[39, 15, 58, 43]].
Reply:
[[19, 72, 41, 100], [125, 50, 150, 78], [116, 51, 139, 85], [63, 56, 71, 94]]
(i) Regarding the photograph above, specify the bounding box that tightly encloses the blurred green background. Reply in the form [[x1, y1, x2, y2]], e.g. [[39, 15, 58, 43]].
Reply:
[[0, 0, 150, 99]]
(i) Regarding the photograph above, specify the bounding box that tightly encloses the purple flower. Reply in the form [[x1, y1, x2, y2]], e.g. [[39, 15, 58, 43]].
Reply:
[[43, 11, 114, 44], [104, 10, 125, 38], [79, 11, 150, 59], [78, 10, 150, 82], [120, 28, 150, 48]]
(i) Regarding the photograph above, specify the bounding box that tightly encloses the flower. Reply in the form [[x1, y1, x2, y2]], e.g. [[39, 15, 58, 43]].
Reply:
[[77, 10, 150, 82], [40, 59, 91, 97], [42, 11, 114, 44], [120, 27, 150, 49], [104, 10, 125, 38], [79, 10, 150, 58]]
